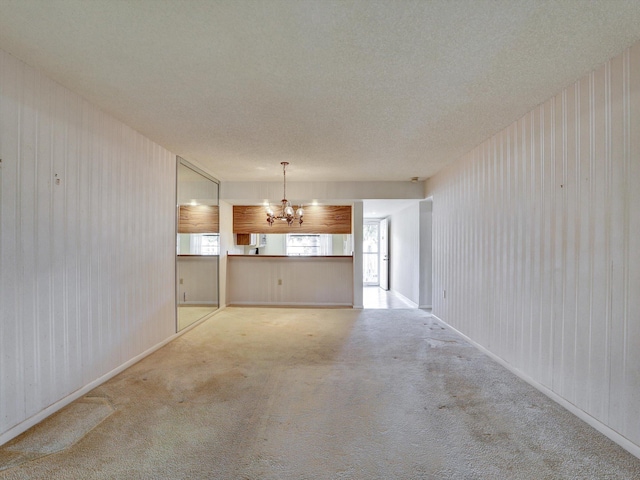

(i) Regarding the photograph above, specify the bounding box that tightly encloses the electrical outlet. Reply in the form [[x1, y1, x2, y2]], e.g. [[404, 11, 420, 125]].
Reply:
[[179, 278, 183, 285], [443, 289, 446, 299], [278, 279, 283, 285]]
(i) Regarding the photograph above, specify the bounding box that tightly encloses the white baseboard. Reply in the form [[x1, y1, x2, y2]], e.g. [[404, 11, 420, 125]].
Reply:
[[178, 301, 217, 305], [0, 308, 225, 448], [390, 289, 418, 308], [431, 313, 640, 460], [228, 302, 352, 308]]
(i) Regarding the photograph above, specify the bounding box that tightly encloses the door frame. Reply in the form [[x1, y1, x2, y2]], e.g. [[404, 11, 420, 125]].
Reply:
[[363, 220, 380, 286], [379, 218, 389, 291]]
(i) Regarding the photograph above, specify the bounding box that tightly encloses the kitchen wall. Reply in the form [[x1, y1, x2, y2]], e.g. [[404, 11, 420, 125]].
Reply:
[[427, 42, 640, 455], [0, 49, 176, 445]]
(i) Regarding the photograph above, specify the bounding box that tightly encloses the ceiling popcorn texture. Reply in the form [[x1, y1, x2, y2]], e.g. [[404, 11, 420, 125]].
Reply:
[[1, 0, 640, 181]]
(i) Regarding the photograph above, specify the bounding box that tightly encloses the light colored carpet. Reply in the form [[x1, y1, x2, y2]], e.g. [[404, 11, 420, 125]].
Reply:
[[0, 398, 113, 472], [177, 305, 217, 330], [1, 307, 639, 479]]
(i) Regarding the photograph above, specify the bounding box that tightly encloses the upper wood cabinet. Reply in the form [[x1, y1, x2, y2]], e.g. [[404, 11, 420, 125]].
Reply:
[[177, 159, 219, 234], [178, 205, 219, 234], [233, 205, 352, 234]]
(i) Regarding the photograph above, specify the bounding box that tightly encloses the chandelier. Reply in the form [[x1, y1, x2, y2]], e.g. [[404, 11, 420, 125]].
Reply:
[[266, 162, 304, 226]]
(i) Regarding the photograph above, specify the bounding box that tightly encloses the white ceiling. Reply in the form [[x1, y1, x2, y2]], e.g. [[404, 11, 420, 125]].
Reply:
[[1, 1, 640, 183]]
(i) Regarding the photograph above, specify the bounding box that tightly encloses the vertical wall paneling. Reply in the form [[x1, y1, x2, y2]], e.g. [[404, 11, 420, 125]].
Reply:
[[625, 44, 640, 440], [390, 203, 420, 305], [428, 42, 640, 454], [0, 49, 177, 444], [0, 47, 23, 432]]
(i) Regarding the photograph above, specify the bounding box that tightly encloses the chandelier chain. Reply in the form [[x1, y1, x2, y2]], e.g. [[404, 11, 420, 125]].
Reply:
[[282, 162, 287, 201]]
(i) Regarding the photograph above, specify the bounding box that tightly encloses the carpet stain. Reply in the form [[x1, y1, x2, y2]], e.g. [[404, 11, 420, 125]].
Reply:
[[0, 396, 114, 472]]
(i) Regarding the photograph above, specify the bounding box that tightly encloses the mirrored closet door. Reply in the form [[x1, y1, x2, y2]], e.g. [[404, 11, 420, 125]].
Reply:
[[176, 157, 220, 331]]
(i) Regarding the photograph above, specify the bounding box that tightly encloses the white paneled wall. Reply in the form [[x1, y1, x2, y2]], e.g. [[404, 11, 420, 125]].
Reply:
[[418, 201, 432, 309], [0, 49, 176, 443], [428, 43, 640, 452], [177, 256, 219, 304], [389, 203, 420, 305]]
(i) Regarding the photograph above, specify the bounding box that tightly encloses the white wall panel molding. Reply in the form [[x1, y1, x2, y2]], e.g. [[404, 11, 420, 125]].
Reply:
[[427, 42, 640, 453], [0, 49, 176, 443]]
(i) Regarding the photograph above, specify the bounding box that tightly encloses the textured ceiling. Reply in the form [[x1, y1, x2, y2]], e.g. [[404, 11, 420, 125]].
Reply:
[[1, 0, 640, 182]]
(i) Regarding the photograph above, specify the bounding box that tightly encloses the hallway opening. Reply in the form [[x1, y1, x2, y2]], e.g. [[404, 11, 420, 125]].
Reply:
[[363, 285, 416, 308]]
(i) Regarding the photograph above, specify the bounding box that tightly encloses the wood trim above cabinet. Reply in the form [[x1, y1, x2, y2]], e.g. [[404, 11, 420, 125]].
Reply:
[[233, 205, 352, 234], [178, 205, 219, 233]]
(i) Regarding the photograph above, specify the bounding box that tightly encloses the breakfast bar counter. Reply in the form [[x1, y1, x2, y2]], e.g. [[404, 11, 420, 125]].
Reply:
[[227, 255, 353, 307]]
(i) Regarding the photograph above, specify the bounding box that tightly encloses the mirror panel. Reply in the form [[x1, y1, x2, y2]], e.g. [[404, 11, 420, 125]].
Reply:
[[176, 158, 219, 331], [238, 233, 353, 256]]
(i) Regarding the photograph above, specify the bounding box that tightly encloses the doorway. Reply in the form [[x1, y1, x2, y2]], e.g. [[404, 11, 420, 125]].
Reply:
[[363, 218, 388, 288], [362, 218, 410, 308], [363, 220, 381, 286]]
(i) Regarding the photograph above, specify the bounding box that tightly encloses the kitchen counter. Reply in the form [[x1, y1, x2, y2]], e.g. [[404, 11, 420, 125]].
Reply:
[[227, 255, 353, 306]]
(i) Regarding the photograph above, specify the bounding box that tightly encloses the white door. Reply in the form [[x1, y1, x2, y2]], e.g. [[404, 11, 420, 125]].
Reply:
[[379, 218, 389, 290], [363, 221, 380, 285]]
